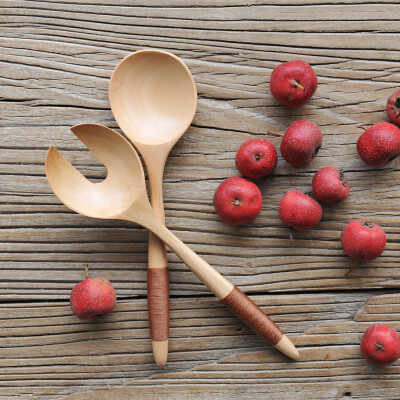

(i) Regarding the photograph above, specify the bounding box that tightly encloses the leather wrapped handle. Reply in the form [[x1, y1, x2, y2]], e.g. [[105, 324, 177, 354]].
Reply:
[[221, 286, 283, 346], [147, 267, 169, 341]]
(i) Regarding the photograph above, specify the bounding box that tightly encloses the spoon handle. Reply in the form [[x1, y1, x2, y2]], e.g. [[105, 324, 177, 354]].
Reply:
[[146, 159, 170, 368], [147, 232, 169, 365], [147, 218, 299, 361]]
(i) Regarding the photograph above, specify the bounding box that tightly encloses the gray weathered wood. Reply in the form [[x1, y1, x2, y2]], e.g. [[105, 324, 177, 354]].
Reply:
[[0, 293, 398, 399], [1, 1, 400, 398]]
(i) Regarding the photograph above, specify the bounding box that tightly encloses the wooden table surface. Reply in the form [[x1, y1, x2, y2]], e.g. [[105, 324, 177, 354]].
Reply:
[[2, 1, 400, 399]]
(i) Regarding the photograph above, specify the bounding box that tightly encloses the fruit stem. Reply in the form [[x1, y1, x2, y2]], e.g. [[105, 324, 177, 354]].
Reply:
[[345, 260, 359, 276], [267, 131, 284, 137], [84, 264, 89, 279], [361, 221, 374, 228], [338, 170, 347, 187], [293, 80, 306, 92], [374, 342, 383, 351], [358, 125, 368, 131]]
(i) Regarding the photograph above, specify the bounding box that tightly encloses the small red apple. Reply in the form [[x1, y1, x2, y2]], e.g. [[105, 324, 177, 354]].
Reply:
[[213, 177, 262, 226], [70, 264, 117, 320], [312, 167, 350, 205], [278, 190, 322, 231], [387, 89, 400, 127], [235, 138, 278, 179], [357, 122, 400, 168], [361, 324, 400, 366], [269, 60, 318, 107], [280, 120, 323, 167], [341, 220, 386, 261]]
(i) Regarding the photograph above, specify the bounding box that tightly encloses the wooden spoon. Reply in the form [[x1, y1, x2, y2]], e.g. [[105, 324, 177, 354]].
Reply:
[[109, 49, 197, 366], [45, 124, 299, 361]]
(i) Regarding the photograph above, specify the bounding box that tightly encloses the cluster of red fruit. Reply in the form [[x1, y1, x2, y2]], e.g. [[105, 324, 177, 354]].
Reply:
[[214, 60, 400, 278], [213, 60, 400, 365]]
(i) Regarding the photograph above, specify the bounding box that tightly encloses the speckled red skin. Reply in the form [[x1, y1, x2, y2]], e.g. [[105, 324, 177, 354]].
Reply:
[[361, 324, 400, 366], [70, 277, 117, 320], [235, 139, 277, 179], [280, 120, 323, 167], [341, 220, 386, 261], [213, 177, 262, 226], [312, 167, 350, 205], [269, 60, 318, 107], [387, 89, 400, 127], [357, 122, 400, 168], [278, 190, 322, 231]]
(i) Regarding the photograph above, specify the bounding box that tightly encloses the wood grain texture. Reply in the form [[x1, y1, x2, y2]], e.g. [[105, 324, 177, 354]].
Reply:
[[1, 1, 400, 398], [1, 1, 400, 299], [0, 292, 398, 399]]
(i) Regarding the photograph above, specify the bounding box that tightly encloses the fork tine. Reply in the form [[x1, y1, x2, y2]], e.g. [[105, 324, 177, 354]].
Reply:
[[45, 145, 97, 216], [70, 123, 144, 176]]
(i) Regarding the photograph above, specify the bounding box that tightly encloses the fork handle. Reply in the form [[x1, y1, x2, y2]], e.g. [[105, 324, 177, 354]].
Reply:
[[144, 218, 299, 360], [221, 285, 282, 345]]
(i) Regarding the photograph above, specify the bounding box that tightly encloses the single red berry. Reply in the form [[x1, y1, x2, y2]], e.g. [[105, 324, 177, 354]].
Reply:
[[70, 265, 117, 320], [280, 120, 323, 167], [213, 177, 262, 226], [361, 324, 400, 366], [312, 167, 350, 205], [235, 138, 278, 179], [341, 220, 386, 261], [269, 60, 318, 108], [357, 122, 400, 168], [386, 89, 400, 127], [278, 190, 322, 231]]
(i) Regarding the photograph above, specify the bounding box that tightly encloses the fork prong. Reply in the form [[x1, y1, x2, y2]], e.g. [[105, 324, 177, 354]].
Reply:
[[45, 145, 96, 216], [70, 123, 142, 174], [46, 145, 88, 188]]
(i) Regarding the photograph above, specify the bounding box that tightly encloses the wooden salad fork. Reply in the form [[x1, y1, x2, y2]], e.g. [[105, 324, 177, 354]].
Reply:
[[45, 123, 299, 361]]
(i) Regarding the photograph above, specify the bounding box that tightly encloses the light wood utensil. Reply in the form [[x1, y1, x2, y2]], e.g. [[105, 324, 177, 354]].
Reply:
[[109, 49, 197, 366], [45, 123, 299, 361]]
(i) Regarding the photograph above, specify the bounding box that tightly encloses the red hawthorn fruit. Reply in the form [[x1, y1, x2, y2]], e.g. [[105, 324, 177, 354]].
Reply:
[[235, 138, 278, 179], [70, 265, 117, 320], [269, 60, 318, 107], [280, 120, 323, 167], [361, 324, 400, 366], [386, 89, 400, 127], [312, 167, 350, 205], [341, 220, 386, 261], [357, 122, 400, 168], [213, 177, 262, 226], [278, 190, 322, 231]]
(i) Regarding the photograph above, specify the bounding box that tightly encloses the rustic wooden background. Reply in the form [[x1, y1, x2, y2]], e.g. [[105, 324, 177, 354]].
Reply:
[[1, 1, 400, 398]]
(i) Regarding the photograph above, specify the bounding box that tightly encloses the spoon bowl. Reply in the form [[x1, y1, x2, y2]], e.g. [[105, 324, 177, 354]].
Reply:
[[45, 123, 299, 362], [109, 49, 197, 147]]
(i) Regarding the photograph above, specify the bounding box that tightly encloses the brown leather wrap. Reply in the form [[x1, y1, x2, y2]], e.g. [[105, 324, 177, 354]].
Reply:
[[221, 286, 283, 346], [147, 267, 169, 341]]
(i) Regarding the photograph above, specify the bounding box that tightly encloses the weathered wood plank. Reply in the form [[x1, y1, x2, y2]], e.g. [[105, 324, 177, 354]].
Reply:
[[2, 1, 400, 398], [0, 292, 398, 399], [1, 1, 400, 299]]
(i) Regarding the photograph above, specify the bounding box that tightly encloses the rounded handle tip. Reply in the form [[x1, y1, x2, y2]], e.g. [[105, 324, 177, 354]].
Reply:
[[274, 335, 300, 361], [152, 339, 169, 366]]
